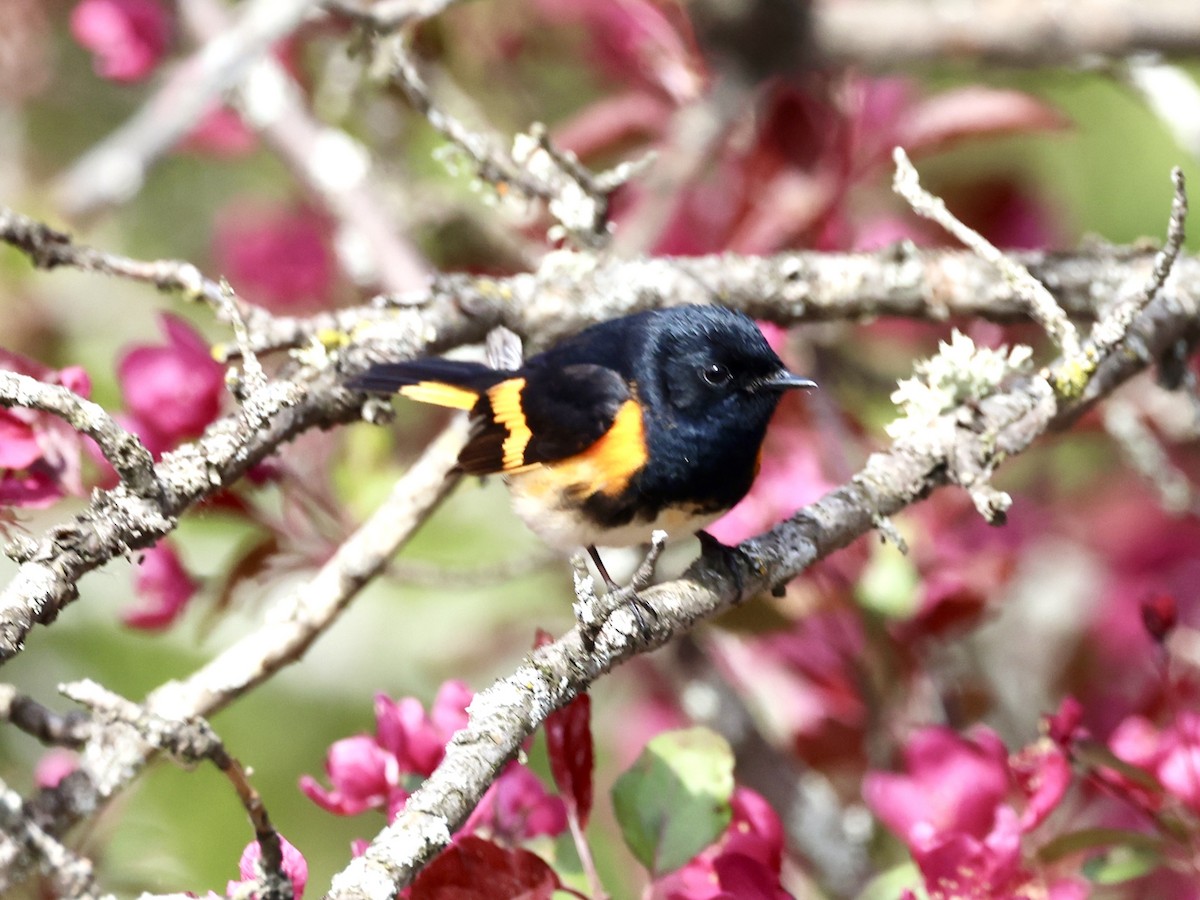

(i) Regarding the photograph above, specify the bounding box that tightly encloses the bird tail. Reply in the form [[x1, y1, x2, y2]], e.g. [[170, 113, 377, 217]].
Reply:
[[347, 359, 507, 410]]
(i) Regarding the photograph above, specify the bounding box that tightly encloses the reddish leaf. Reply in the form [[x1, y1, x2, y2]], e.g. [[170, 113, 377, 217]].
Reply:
[[210, 533, 280, 617], [899, 87, 1069, 157], [553, 89, 673, 159], [546, 692, 594, 827], [536, 629, 595, 827], [409, 836, 560, 900]]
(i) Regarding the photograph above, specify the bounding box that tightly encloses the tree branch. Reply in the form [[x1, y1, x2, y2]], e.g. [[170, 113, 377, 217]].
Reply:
[[54, 0, 327, 218], [326, 262, 1199, 897], [2, 201, 1197, 661], [816, 0, 1200, 69], [0, 419, 465, 891], [0, 371, 158, 498]]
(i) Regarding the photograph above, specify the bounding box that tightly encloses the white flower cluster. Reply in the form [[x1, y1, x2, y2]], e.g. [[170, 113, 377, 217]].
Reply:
[[886, 330, 1033, 440]]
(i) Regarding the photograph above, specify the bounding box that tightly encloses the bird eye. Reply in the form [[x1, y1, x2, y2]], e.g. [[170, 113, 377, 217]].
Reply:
[[701, 362, 732, 386]]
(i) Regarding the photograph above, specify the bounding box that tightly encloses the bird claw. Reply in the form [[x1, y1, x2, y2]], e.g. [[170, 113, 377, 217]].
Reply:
[[573, 532, 668, 649]]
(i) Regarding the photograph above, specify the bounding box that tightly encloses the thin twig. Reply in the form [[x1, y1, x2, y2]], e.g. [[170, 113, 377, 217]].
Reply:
[[0, 685, 90, 747], [0, 205, 269, 342], [178, 0, 430, 293], [1090, 167, 1188, 357], [892, 147, 1081, 358], [1104, 397, 1193, 513], [0, 419, 467, 890], [0, 777, 102, 899], [383, 44, 616, 246], [60, 680, 293, 900]]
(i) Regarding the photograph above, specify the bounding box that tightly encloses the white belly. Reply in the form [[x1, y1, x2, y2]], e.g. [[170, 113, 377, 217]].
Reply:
[[507, 469, 722, 551]]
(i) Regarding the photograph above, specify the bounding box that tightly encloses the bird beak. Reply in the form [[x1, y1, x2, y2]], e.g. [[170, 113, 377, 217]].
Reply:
[[755, 370, 817, 392]]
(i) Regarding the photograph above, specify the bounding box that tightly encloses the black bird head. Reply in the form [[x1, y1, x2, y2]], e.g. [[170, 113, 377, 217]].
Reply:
[[622, 305, 815, 508], [646, 306, 815, 416]]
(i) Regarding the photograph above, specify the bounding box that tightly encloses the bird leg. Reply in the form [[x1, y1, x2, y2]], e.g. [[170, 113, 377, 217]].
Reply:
[[587, 545, 620, 592]]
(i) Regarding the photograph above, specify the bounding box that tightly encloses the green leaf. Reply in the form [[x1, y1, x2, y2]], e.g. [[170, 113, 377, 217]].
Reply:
[[854, 861, 925, 900], [1081, 843, 1162, 885], [611, 727, 735, 877], [1038, 827, 1162, 865]]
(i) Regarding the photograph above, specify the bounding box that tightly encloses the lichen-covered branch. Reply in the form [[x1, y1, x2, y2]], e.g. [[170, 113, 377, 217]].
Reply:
[[1, 200, 1196, 662], [0, 371, 157, 498], [0, 420, 465, 891], [326, 257, 1199, 897]]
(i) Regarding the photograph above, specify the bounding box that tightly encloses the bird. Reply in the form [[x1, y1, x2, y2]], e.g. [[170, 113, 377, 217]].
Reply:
[[347, 304, 816, 593]]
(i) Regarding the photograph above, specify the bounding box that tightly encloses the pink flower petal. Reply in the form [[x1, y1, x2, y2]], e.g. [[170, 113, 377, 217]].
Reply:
[[70, 0, 171, 83], [122, 540, 198, 630]]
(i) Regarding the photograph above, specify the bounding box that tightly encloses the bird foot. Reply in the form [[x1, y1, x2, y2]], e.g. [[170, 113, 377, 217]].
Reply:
[[573, 532, 668, 649]]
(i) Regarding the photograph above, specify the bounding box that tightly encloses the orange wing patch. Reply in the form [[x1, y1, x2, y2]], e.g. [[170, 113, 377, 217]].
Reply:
[[487, 378, 534, 470], [398, 381, 479, 410], [558, 398, 647, 497]]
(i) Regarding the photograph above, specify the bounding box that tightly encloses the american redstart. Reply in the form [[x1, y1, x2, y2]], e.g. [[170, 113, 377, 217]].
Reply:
[[348, 305, 815, 589]]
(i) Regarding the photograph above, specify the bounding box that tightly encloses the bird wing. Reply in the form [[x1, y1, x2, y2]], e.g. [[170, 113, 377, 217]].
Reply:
[[348, 359, 634, 476], [460, 363, 633, 475]]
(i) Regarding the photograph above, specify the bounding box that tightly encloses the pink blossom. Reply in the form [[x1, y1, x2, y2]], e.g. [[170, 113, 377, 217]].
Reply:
[[1046, 696, 1088, 749], [898, 86, 1069, 160], [936, 178, 1062, 250], [122, 539, 198, 630], [0, 411, 43, 470], [374, 695, 446, 777], [464, 763, 567, 843], [300, 734, 397, 816], [429, 679, 473, 738], [302, 681, 472, 819], [866, 725, 1084, 898], [228, 835, 308, 899], [180, 105, 257, 158], [117, 314, 224, 456], [864, 726, 1011, 844], [852, 214, 937, 251], [532, 0, 701, 102], [0, 357, 91, 508], [375, 679, 471, 777], [1141, 593, 1178, 644], [212, 203, 336, 313], [894, 493, 1024, 641], [1009, 739, 1071, 832], [1081, 488, 1200, 731], [70, 0, 170, 83], [907, 805, 1024, 900], [712, 610, 867, 767], [709, 788, 785, 877], [553, 89, 674, 160], [1110, 711, 1200, 814]]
